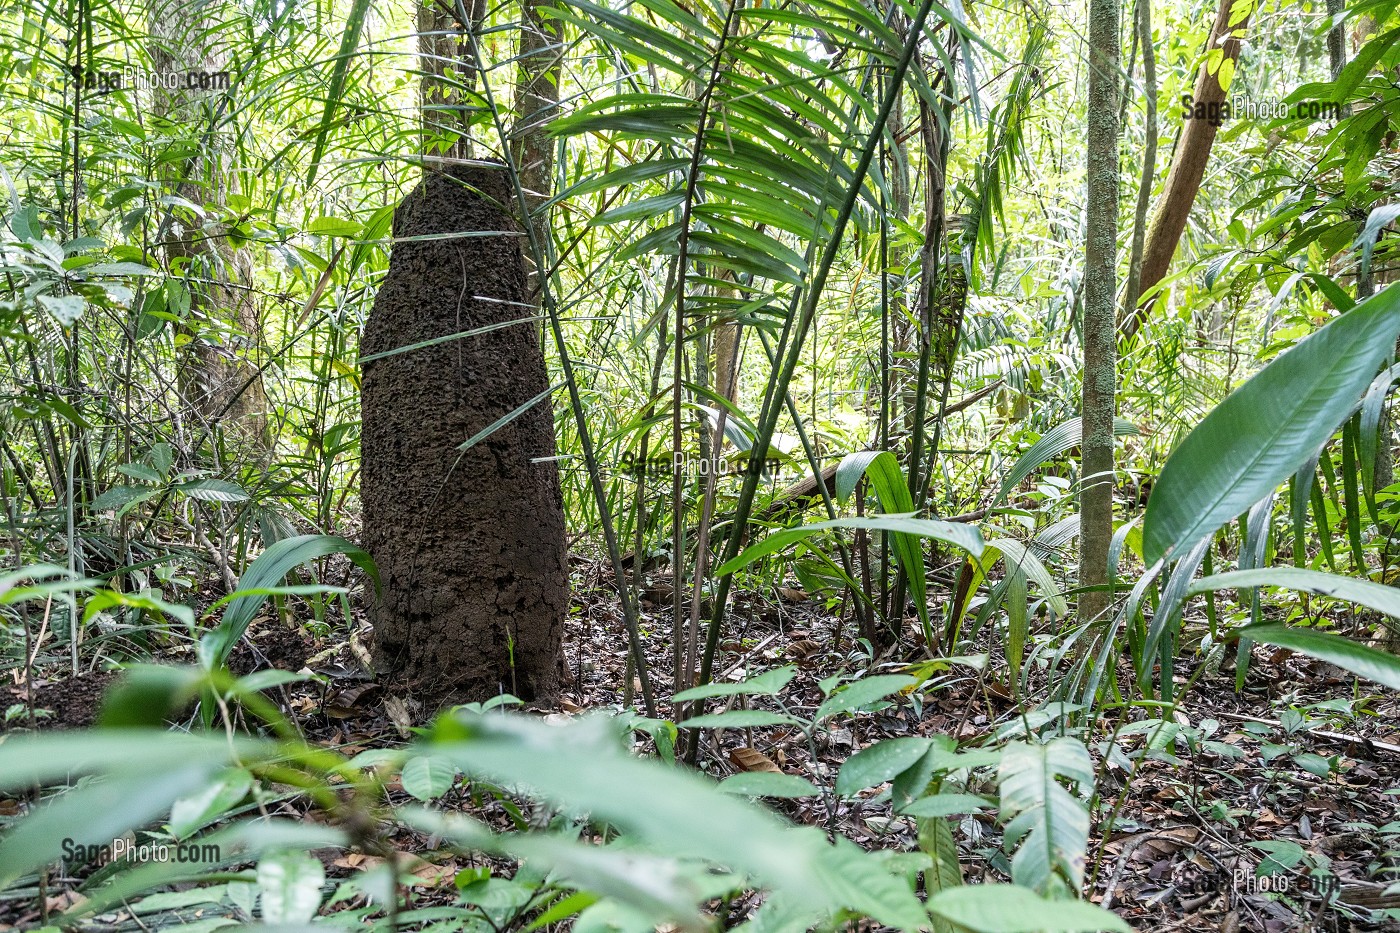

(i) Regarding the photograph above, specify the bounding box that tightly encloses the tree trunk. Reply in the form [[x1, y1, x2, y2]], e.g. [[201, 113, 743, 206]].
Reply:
[[419, 0, 484, 160], [362, 166, 567, 708], [148, 0, 268, 446], [1121, 0, 1252, 341], [1122, 0, 1157, 315], [1079, 0, 1122, 623]]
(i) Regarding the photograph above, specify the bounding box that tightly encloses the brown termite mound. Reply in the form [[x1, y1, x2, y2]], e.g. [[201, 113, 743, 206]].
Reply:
[[361, 164, 566, 709]]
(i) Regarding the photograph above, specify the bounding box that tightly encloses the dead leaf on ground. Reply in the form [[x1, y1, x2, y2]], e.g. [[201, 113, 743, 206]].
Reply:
[[730, 746, 781, 773]]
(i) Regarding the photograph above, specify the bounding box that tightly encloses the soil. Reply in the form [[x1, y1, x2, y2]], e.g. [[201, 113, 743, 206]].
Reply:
[[226, 621, 316, 676], [8, 669, 120, 729], [359, 163, 567, 708]]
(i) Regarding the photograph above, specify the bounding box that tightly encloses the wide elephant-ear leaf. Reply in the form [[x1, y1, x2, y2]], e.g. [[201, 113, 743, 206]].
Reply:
[[1144, 282, 1400, 565]]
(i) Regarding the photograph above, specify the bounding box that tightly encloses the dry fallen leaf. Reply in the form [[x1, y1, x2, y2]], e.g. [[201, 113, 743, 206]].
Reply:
[[382, 696, 414, 738], [729, 746, 781, 773]]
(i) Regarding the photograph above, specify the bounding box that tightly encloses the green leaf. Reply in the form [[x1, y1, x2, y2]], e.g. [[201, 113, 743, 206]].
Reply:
[[169, 767, 254, 839], [900, 793, 992, 817], [117, 463, 162, 484], [1238, 623, 1400, 690], [200, 535, 378, 670], [1145, 283, 1400, 564], [99, 665, 207, 727], [832, 452, 934, 635], [918, 814, 963, 933], [677, 710, 801, 729], [835, 737, 932, 795], [672, 666, 796, 702], [1188, 567, 1400, 619], [305, 0, 372, 187], [0, 763, 219, 886], [927, 884, 1131, 932], [257, 850, 325, 923], [718, 772, 820, 798], [176, 479, 251, 502], [90, 485, 154, 512], [37, 293, 85, 325], [717, 516, 983, 577], [998, 738, 1095, 895], [835, 450, 912, 508], [996, 417, 1138, 506], [306, 216, 363, 238], [426, 713, 925, 925], [401, 755, 460, 801], [814, 674, 916, 722]]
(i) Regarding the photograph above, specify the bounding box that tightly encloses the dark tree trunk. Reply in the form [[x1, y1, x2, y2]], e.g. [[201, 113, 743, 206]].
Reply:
[[362, 165, 566, 708]]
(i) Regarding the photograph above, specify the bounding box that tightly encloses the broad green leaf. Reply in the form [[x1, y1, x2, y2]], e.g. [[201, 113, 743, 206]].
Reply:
[[835, 737, 932, 795], [400, 755, 460, 801], [0, 763, 219, 886], [814, 674, 916, 722], [1145, 283, 1400, 564], [90, 485, 155, 512], [1238, 624, 1400, 690], [998, 739, 1094, 895], [900, 793, 992, 817], [426, 714, 925, 925], [117, 463, 162, 484], [201, 535, 378, 670], [835, 450, 912, 509], [257, 850, 325, 922], [995, 417, 1138, 506], [832, 452, 933, 634], [1187, 567, 1400, 619], [169, 767, 254, 838], [672, 665, 797, 702], [927, 884, 1131, 932], [37, 292, 85, 325], [918, 814, 963, 933], [0, 730, 264, 788], [719, 772, 821, 798], [99, 665, 207, 727], [70, 821, 347, 922], [176, 479, 251, 502]]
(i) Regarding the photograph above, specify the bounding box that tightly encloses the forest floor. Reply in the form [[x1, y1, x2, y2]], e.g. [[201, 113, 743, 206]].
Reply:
[[7, 563, 1400, 933]]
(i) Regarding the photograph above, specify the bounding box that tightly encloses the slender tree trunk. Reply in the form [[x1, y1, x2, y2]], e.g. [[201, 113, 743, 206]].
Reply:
[[148, 0, 268, 447], [1122, 0, 1157, 315], [419, 0, 485, 160], [510, 0, 561, 276], [1324, 0, 1346, 80], [1079, 0, 1121, 622], [1121, 0, 1252, 341]]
